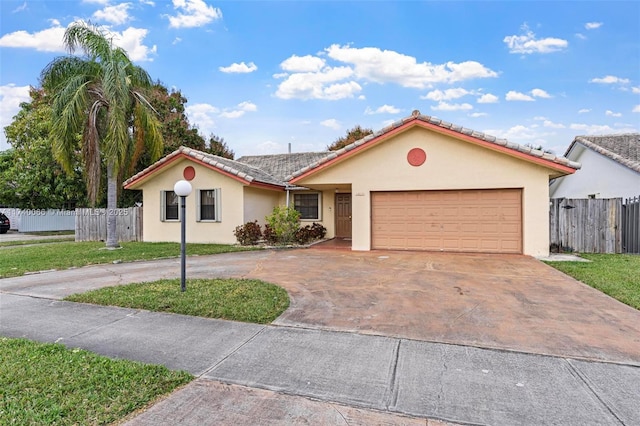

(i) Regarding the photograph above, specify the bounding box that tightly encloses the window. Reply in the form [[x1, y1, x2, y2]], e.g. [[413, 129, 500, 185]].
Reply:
[[294, 193, 321, 220], [161, 191, 179, 221], [197, 189, 221, 222]]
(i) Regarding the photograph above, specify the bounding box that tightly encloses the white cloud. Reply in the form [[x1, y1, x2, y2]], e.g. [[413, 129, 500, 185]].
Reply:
[[469, 112, 488, 117], [12, 2, 27, 12], [254, 141, 285, 155], [0, 22, 66, 52], [237, 101, 257, 112], [632, 87, 640, 94], [93, 3, 132, 25], [585, 22, 603, 30], [83, 0, 110, 4], [167, 0, 222, 29], [605, 110, 622, 117], [113, 27, 156, 61], [320, 119, 341, 130], [503, 24, 568, 54], [430, 102, 473, 111], [530, 88, 552, 98], [172, 37, 182, 45], [477, 93, 499, 104], [185, 103, 219, 134], [422, 88, 473, 101], [633, 105, 640, 113], [275, 66, 361, 100], [219, 110, 244, 119], [543, 120, 565, 129], [569, 123, 617, 134], [575, 33, 586, 40], [275, 45, 498, 100], [0, 22, 156, 61], [506, 91, 535, 101], [218, 101, 257, 119], [365, 104, 400, 115], [484, 125, 545, 142], [0, 84, 31, 150], [590, 75, 630, 84], [280, 55, 325, 72], [325, 44, 497, 88], [219, 61, 257, 73], [578, 108, 591, 114]]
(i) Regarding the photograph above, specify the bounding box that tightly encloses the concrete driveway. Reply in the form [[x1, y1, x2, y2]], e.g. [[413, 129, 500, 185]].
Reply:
[[3, 248, 639, 365]]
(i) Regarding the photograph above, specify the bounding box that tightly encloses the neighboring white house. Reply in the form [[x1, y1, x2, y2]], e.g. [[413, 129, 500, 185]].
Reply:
[[549, 134, 640, 199]]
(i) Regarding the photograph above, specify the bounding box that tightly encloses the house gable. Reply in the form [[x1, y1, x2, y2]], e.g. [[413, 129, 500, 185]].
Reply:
[[289, 112, 579, 185], [124, 146, 286, 191]]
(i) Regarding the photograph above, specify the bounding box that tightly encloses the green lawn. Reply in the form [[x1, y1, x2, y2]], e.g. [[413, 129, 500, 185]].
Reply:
[[65, 278, 290, 324], [0, 237, 75, 247], [545, 254, 640, 310], [0, 241, 256, 278], [0, 337, 192, 426]]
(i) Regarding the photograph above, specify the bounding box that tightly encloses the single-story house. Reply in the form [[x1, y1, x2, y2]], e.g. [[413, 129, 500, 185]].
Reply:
[[549, 134, 640, 199], [123, 111, 580, 256]]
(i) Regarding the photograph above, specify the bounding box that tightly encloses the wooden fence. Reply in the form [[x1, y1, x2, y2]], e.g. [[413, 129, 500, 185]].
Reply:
[[75, 207, 142, 242], [549, 198, 622, 253], [623, 196, 640, 254]]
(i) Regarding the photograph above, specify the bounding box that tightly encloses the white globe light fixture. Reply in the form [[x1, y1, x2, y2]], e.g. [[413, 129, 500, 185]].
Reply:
[[174, 180, 192, 291]]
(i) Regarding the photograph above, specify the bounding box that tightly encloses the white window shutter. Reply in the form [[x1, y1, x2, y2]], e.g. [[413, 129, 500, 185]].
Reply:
[[196, 189, 201, 222], [215, 188, 221, 222], [160, 191, 166, 221]]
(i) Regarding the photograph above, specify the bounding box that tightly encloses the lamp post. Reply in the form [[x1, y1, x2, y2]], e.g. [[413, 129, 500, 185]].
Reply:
[[174, 180, 192, 292]]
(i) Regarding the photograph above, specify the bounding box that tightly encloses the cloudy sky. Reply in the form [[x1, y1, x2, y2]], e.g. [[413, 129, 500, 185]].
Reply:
[[1, 0, 638, 156]]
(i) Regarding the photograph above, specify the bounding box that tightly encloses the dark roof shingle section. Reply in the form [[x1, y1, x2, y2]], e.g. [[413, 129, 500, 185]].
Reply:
[[287, 112, 581, 180], [571, 134, 640, 173], [237, 152, 330, 181]]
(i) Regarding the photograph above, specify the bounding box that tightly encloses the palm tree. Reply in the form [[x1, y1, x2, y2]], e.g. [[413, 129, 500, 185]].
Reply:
[[41, 21, 163, 248]]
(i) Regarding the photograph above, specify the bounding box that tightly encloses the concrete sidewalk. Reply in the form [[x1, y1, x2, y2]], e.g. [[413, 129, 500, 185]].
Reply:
[[2, 293, 638, 425]]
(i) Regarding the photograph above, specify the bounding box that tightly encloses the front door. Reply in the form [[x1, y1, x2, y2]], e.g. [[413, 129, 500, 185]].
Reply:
[[335, 193, 352, 238]]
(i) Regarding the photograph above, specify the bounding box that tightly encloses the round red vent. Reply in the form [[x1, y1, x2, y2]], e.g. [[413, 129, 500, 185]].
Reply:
[[407, 148, 426, 166], [183, 166, 196, 181]]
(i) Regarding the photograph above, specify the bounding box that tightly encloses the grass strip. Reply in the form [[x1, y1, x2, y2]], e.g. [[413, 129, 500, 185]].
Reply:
[[0, 337, 192, 425], [0, 241, 256, 278], [0, 237, 75, 247], [545, 253, 640, 310], [65, 278, 290, 324]]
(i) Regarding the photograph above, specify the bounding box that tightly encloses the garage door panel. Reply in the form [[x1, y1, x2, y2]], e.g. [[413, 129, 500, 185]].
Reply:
[[371, 189, 522, 254]]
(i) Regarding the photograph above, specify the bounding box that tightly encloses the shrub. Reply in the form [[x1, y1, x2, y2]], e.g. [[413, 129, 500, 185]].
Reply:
[[294, 222, 327, 245], [265, 206, 300, 244], [262, 224, 278, 245], [309, 222, 327, 240], [233, 221, 262, 245]]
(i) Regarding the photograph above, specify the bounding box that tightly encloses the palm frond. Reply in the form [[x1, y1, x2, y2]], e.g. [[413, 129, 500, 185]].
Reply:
[[64, 21, 112, 61]]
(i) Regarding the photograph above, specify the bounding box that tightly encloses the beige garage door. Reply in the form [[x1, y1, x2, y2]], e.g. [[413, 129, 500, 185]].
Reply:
[[371, 189, 522, 253]]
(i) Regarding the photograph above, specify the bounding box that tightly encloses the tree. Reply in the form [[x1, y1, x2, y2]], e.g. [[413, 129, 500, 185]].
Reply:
[[147, 83, 206, 156], [205, 133, 235, 159], [326, 125, 373, 151], [1, 88, 87, 209], [41, 21, 163, 248]]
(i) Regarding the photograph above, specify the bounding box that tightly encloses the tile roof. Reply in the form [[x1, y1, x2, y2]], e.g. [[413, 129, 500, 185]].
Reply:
[[287, 111, 581, 181], [237, 152, 330, 182], [125, 111, 584, 189], [124, 146, 287, 188], [569, 134, 640, 173]]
